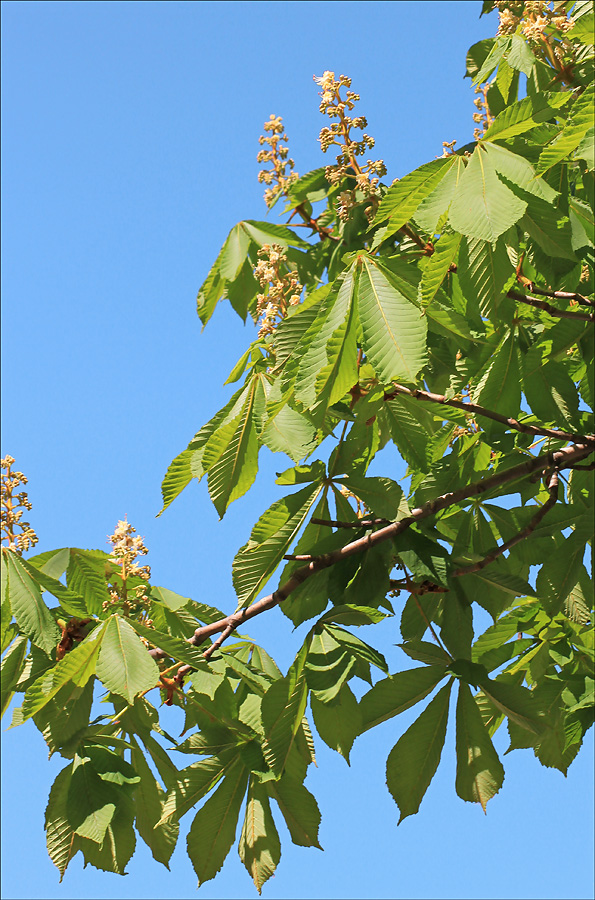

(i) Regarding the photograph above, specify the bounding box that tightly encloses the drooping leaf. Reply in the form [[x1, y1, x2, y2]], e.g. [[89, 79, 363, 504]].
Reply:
[[386, 680, 453, 823], [268, 776, 322, 849], [455, 682, 505, 811], [310, 683, 362, 764], [238, 776, 281, 894], [186, 758, 249, 887]]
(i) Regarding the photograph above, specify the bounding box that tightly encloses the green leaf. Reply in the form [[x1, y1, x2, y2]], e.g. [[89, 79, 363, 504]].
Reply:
[[67, 753, 120, 843], [269, 776, 322, 848], [440, 588, 474, 660], [455, 682, 504, 811], [95, 615, 159, 704], [207, 375, 267, 517], [66, 550, 111, 616], [45, 764, 78, 880], [1, 633, 28, 718], [536, 532, 589, 617], [159, 755, 238, 825], [358, 258, 428, 385], [398, 640, 452, 667], [130, 738, 179, 869], [158, 447, 194, 515], [537, 84, 595, 174], [384, 396, 433, 472], [341, 474, 402, 520], [506, 33, 535, 75], [310, 683, 362, 764], [129, 620, 206, 669], [483, 93, 570, 143], [386, 680, 453, 823], [458, 234, 515, 318], [232, 483, 323, 608], [17, 554, 87, 618], [479, 677, 543, 734], [449, 145, 527, 242], [5, 551, 60, 655], [261, 663, 309, 777], [261, 404, 318, 462], [483, 142, 559, 202], [413, 157, 466, 235], [325, 624, 388, 673], [293, 267, 358, 410], [186, 759, 249, 887], [360, 666, 448, 731], [472, 328, 521, 420], [373, 156, 458, 233], [239, 776, 281, 894], [20, 626, 104, 721], [28, 547, 71, 580], [420, 232, 462, 308]]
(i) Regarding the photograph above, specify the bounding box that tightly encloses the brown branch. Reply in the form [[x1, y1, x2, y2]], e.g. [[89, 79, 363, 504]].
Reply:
[[168, 442, 591, 659], [452, 468, 560, 577], [508, 289, 595, 322], [525, 284, 594, 309], [310, 517, 390, 529], [384, 383, 595, 447]]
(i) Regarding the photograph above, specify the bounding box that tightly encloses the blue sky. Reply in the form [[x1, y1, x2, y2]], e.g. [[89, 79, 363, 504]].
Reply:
[[1, 1, 593, 898]]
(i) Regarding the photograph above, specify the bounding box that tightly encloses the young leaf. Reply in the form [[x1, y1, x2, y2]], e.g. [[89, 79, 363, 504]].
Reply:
[[374, 157, 458, 231], [386, 680, 453, 823]]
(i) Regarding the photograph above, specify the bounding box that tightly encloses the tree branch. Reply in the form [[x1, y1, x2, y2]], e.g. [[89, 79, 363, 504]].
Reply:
[[310, 517, 390, 528], [384, 383, 595, 447], [508, 289, 595, 322], [169, 442, 592, 660]]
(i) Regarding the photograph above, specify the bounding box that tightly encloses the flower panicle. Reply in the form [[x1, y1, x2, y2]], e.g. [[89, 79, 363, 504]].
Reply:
[[313, 71, 386, 221], [1, 455, 38, 554], [254, 243, 302, 337], [257, 114, 299, 207]]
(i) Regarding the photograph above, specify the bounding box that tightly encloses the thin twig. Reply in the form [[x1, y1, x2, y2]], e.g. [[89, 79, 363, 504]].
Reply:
[[526, 284, 594, 308], [384, 383, 595, 447], [509, 289, 595, 322], [452, 468, 560, 577]]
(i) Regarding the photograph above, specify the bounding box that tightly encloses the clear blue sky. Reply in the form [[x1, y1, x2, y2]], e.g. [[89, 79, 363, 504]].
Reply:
[[1, 2, 593, 899]]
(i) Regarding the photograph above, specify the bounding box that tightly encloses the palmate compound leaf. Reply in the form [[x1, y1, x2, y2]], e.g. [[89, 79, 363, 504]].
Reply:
[[186, 757, 249, 888], [455, 682, 504, 812], [357, 257, 428, 385], [4, 550, 60, 656], [158, 753, 241, 827], [239, 775, 282, 894], [448, 144, 527, 242], [386, 680, 453, 823], [232, 482, 324, 608], [95, 615, 159, 704]]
